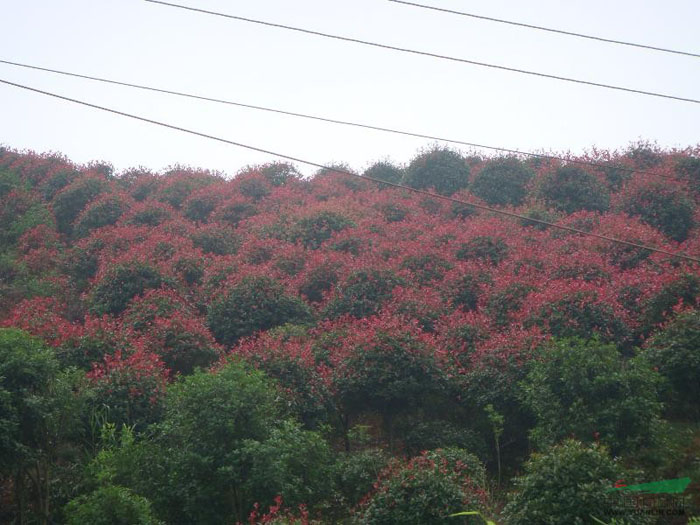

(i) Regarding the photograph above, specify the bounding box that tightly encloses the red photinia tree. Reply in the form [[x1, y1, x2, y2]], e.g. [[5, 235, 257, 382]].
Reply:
[[135, 313, 223, 376], [87, 347, 168, 429], [1, 297, 79, 347]]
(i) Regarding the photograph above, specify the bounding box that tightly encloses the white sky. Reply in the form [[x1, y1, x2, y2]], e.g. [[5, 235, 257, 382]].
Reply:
[[1, 0, 699, 177]]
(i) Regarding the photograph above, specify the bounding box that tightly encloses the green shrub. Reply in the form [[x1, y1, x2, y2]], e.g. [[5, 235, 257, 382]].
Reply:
[[299, 263, 339, 303], [149, 362, 331, 523], [324, 269, 403, 319], [363, 161, 404, 185], [74, 195, 128, 237], [502, 440, 624, 525], [358, 448, 488, 524], [288, 211, 355, 249], [674, 156, 700, 195], [521, 338, 663, 454], [470, 157, 533, 206], [260, 162, 301, 186], [400, 254, 453, 284], [89, 262, 169, 316], [538, 165, 610, 214], [403, 147, 470, 196], [456, 236, 509, 265], [620, 184, 695, 242], [639, 274, 699, 336], [207, 276, 312, 346], [643, 310, 700, 419], [190, 226, 240, 256], [332, 448, 391, 508], [64, 485, 162, 525], [52, 177, 108, 234]]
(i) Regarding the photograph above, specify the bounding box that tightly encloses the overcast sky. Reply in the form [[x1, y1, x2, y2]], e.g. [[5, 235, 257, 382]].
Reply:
[[1, 0, 699, 177]]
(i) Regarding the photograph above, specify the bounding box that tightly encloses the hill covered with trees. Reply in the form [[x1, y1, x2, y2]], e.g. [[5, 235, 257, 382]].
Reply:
[[1, 143, 699, 523]]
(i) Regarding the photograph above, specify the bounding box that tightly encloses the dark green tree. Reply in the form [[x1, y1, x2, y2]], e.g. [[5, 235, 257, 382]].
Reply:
[[207, 276, 312, 346], [470, 157, 534, 206], [403, 147, 470, 196]]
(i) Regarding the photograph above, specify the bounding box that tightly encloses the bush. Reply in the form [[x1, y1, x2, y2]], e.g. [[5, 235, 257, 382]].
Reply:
[[620, 183, 695, 242], [363, 161, 404, 185], [74, 194, 128, 237], [289, 211, 355, 249], [503, 440, 624, 525], [89, 262, 169, 316], [64, 485, 162, 525], [207, 276, 312, 346], [260, 162, 301, 186], [324, 269, 403, 319], [358, 448, 488, 524], [674, 156, 700, 195], [299, 263, 339, 303], [403, 147, 470, 196], [521, 338, 663, 454], [538, 165, 610, 214], [150, 361, 331, 524], [190, 226, 240, 256], [639, 274, 699, 336], [400, 254, 453, 284], [643, 310, 700, 419], [332, 449, 391, 508], [470, 157, 534, 206], [52, 177, 108, 234], [528, 291, 631, 347], [456, 236, 508, 265], [88, 350, 168, 430]]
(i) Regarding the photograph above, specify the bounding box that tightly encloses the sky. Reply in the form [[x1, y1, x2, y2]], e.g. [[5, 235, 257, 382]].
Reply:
[[1, 0, 699, 178]]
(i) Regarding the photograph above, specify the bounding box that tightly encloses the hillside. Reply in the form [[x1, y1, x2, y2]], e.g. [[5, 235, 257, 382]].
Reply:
[[1, 143, 699, 523]]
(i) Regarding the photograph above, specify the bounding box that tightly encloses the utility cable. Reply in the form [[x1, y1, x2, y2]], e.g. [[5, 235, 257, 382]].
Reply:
[[0, 58, 685, 184], [388, 0, 700, 59], [1, 76, 697, 264], [143, 0, 700, 105]]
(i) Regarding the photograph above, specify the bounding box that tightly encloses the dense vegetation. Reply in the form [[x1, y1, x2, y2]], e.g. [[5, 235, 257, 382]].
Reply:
[[1, 143, 699, 524]]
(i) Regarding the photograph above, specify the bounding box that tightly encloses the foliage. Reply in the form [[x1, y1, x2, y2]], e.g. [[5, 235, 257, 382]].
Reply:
[[403, 147, 470, 196], [470, 157, 533, 206], [538, 165, 610, 213], [207, 276, 312, 346], [52, 176, 108, 235], [150, 361, 330, 524], [363, 161, 404, 185], [502, 440, 624, 525], [620, 182, 695, 241], [456, 236, 508, 265], [89, 262, 169, 316], [64, 485, 162, 525], [357, 448, 488, 525], [324, 269, 403, 319], [288, 211, 355, 249], [643, 310, 700, 419], [521, 338, 663, 454]]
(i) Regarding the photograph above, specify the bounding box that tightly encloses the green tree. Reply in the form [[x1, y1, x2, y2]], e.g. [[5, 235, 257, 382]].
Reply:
[[147, 362, 330, 524], [207, 276, 312, 346], [620, 183, 695, 242], [89, 262, 169, 316], [403, 147, 470, 196], [358, 448, 488, 525], [643, 310, 700, 419], [502, 440, 624, 525], [64, 485, 162, 525], [470, 157, 533, 206], [0, 329, 85, 525], [538, 165, 610, 214], [521, 338, 663, 454]]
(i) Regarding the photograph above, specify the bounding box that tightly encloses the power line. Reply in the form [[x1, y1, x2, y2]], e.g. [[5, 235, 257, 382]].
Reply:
[[143, 0, 700, 105], [388, 0, 700, 59], [0, 58, 685, 184], [1, 76, 697, 264]]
